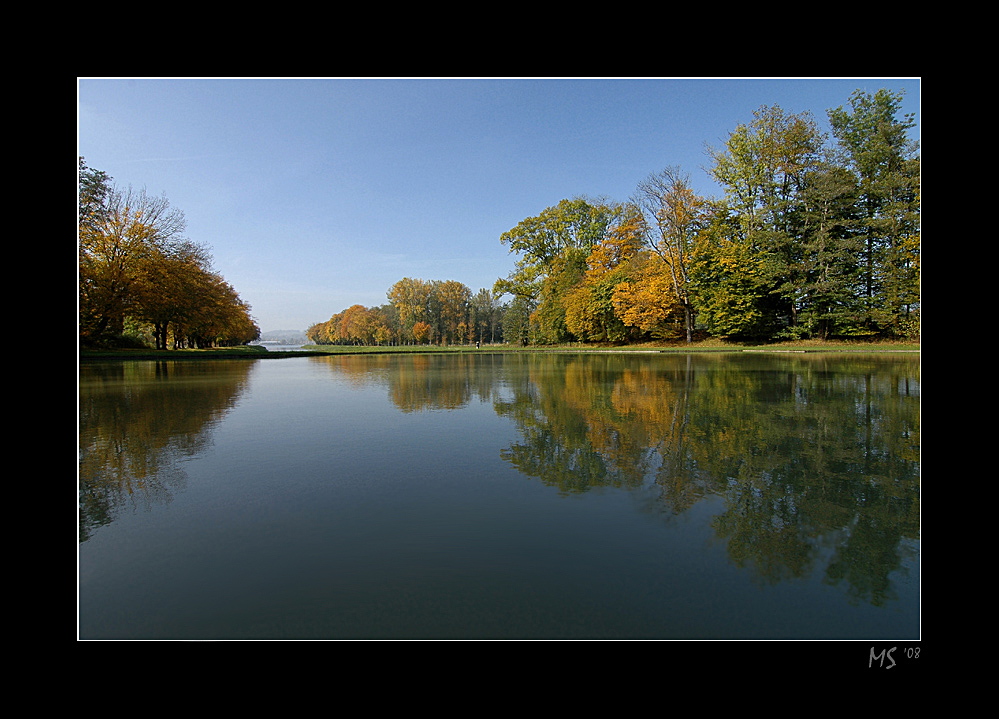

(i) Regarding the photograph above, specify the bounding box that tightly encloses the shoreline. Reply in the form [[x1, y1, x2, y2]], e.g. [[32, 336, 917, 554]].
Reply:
[[80, 339, 920, 361]]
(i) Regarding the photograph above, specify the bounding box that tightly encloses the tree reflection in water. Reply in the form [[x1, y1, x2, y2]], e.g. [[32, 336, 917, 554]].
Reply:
[[490, 352, 919, 607], [80, 351, 919, 609], [78, 360, 256, 542]]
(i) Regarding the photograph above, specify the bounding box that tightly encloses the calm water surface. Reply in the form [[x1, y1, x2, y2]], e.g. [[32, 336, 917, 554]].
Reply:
[[78, 352, 920, 639]]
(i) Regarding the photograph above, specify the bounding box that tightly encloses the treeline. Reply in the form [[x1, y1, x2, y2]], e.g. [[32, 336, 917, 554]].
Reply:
[[307, 279, 503, 346], [78, 159, 260, 349], [313, 88, 920, 346]]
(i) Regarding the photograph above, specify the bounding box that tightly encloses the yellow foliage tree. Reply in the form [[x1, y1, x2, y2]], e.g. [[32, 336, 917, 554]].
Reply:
[[612, 254, 684, 339], [412, 321, 432, 345]]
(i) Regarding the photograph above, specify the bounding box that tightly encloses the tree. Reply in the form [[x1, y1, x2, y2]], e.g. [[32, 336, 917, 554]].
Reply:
[[388, 277, 434, 342], [828, 89, 920, 337], [183, 274, 259, 348], [412, 320, 432, 345], [533, 248, 588, 344], [79, 160, 259, 349], [132, 240, 212, 349], [706, 105, 827, 337], [437, 280, 472, 344], [633, 167, 706, 342], [501, 297, 533, 346], [79, 181, 188, 341], [470, 288, 498, 344], [796, 164, 864, 338], [565, 268, 631, 343], [611, 253, 684, 339], [495, 198, 624, 343], [688, 205, 772, 339], [498, 197, 617, 269], [79, 157, 112, 231]]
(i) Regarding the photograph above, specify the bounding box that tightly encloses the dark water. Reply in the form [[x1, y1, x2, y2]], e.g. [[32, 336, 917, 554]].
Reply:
[[78, 352, 920, 640]]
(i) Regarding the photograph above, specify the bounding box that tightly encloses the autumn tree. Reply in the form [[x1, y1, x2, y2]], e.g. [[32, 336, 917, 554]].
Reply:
[[412, 320, 432, 345], [436, 280, 472, 344], [131, 240, 213, 349], [387, 277, 434, 342], [564, 203, 645, 343], [306, 322, 324, 344], [633, 167, 706, 342], [79, 181, 187, 341], [183, 274, 259, 348], [611, 253, 685, 339], [564, 269, 630, 342], [387, 277, 473, 344], [79, 159, 259, 348]]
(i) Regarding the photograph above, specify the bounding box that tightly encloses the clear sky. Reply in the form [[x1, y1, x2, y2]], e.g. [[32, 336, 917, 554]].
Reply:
[[77, 77, 920, 335]]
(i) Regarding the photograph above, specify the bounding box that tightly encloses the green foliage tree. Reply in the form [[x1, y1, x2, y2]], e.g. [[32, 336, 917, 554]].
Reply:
[[688, 205, 773, 338], [501, 296, 533, 346], [796, 164, 865, 338], [533, 248, 588, 344], [79, 157, 112, 230], [707, 105, 826, 337], [828, 89, 920, 337]]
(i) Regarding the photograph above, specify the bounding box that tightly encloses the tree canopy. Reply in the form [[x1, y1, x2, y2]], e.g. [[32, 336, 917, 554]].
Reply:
[[79, 158, 260, 349]]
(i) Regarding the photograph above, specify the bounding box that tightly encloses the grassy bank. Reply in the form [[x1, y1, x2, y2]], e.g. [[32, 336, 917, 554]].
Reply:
[[80, 338, 919, 360], [79, 345, 298, 360]]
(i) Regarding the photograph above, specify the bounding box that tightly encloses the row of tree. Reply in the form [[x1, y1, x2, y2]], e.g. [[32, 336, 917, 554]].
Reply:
[[312, 88, 920, 346], [307, 278, 504, 346], [79, 159, 260, 349]]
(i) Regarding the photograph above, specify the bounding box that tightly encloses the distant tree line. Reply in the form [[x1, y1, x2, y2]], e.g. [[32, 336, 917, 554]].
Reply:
[[312, 88, 919, 346], [307, 279, 504, 346], [79, 159, 260, 349]]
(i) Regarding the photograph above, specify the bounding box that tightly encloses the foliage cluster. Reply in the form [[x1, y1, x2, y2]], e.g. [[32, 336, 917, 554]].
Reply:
[[78, 159, 260, 349]]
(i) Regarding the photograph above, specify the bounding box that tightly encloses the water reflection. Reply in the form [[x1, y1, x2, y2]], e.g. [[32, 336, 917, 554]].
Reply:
[[305, 352, 919, 606], [79, 352, 919, 614], [78, 360, 256, 542], [317, 353, 507, 412], [489, 352, 919, 606]]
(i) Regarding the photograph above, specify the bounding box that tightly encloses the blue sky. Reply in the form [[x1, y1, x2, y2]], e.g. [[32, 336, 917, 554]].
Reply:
[[77, 77, 920, 334]]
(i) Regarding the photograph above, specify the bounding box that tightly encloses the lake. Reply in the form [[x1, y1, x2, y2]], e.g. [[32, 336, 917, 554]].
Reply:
[[78, 351, 920, 640]]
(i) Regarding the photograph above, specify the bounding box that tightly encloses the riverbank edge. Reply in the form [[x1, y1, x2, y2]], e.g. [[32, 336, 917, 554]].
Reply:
[[80, 340, 920, 361]]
